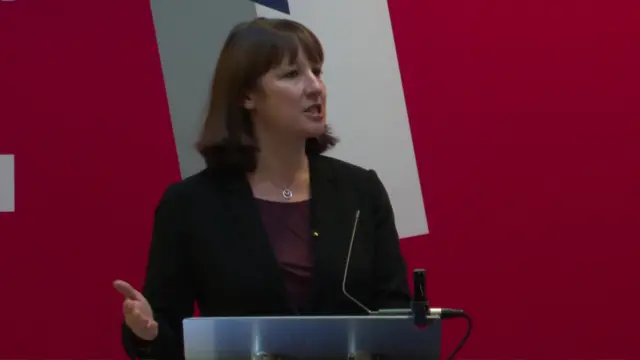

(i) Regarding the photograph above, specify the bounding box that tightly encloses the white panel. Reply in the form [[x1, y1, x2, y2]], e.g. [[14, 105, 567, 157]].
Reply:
[[0, 154, 15, 212], [255, 1, 428, 237]]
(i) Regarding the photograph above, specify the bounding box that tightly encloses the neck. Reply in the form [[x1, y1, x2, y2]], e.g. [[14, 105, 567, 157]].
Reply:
[[253, 132, 308, 187]]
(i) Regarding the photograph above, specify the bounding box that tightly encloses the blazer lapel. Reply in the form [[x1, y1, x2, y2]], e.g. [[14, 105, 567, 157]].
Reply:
[[308, 156, 360, 311], [213, 170, 291, 312]]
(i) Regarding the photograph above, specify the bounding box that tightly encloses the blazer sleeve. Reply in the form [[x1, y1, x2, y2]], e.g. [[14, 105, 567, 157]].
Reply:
[[121, 184, 195, 360], [367, 170, 412, 310]]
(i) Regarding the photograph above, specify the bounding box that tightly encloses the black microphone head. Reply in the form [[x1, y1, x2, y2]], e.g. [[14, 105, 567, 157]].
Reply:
[[413, 269, 426, 302]]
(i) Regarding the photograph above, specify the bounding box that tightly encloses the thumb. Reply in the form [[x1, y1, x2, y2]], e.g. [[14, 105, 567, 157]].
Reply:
[[113, 279, 143, 301], [147, 319, 159, 331]]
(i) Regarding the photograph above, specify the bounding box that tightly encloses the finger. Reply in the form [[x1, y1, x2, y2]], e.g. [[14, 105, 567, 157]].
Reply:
[[125, 303, 151, 322], [113, 280, 141, 300], [147, 319, 158, 331], [123, 299, 137, 314], [125, 309, 152, 329], [139, 320, 159, 341], [145, 320, 159, 340]]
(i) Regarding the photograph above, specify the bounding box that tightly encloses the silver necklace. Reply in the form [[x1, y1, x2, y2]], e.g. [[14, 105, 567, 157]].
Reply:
[[268, 170, 309, 201], [281, 188, 293, 200], [268, 180, 294, 200]]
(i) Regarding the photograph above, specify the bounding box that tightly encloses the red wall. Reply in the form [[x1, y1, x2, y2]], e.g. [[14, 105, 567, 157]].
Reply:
[[0, 2, 181, 359], [390, 0, 640, 359], [1, 1, 639, 359]]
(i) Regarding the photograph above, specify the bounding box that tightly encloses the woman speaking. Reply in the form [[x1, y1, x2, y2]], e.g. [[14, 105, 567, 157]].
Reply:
[[113, 17, 410, 359]]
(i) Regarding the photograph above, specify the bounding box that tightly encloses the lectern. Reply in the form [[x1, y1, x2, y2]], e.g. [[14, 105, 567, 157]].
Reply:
[[182, 314, 442, 360]]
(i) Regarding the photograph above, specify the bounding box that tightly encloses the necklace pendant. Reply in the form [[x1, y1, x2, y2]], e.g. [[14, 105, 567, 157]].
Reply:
[[282, 188, 293, 200]]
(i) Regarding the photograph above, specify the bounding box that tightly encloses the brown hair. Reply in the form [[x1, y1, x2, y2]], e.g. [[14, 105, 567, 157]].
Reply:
[[195, 17, 338, 173]]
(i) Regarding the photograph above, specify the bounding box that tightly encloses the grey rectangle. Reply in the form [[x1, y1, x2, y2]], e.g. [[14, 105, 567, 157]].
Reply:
[[0, 154, 15, 212], [183, 315, 441, 360], [151, 0, 257, 178]]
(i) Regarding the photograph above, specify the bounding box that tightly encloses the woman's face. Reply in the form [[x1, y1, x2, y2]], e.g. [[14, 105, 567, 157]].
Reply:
[[245, 50, 326, 140]]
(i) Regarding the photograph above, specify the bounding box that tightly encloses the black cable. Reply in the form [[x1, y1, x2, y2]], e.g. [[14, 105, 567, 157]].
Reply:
[[445, 312, 472, 360]]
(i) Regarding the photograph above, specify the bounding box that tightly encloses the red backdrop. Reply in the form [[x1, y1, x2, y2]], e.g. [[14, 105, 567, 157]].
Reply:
[[0, 2, 181, 359], [0, 1, 639, 359], [390, 0, 640, 359]]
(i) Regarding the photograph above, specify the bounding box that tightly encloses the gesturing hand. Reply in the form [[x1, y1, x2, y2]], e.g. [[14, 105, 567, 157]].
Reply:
[[113, 280, 159, 341]]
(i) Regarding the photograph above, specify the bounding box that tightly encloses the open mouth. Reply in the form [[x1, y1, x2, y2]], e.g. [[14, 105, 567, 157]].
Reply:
[[304, 104, 323, 115]]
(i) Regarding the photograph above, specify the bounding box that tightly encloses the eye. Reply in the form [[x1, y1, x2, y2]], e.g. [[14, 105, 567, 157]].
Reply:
[[284, 70, 299, 78], [313, 68, 323, 77]]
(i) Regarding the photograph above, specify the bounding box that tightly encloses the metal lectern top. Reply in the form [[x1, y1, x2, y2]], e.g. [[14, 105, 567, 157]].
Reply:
[[183, 315, 441, 360]]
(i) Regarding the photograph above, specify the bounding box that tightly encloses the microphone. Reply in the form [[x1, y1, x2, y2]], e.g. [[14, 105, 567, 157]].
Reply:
[[341, 210, 373, 314], [340, 210, 414, 317], [341, 210, 466, 323], [412, 269, 465, 320]]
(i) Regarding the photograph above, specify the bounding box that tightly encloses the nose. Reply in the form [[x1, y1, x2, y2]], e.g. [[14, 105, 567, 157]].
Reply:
[[304, 70, 323, 96]]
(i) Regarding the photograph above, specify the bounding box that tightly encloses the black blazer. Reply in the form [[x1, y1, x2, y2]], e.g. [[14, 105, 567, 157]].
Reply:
[[122, 154, 411, 359]]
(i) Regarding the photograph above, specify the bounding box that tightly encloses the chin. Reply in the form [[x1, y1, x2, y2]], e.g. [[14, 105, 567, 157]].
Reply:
[[301, 122, 327, 138]]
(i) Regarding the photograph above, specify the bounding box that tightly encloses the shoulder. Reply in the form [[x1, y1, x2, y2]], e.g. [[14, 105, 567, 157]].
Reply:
[[314, 155, 394, 221], [314, 154, 371, 178], [161, 169, 210, 196], [155, 169, 223, 209], [314, 155, 384, 194]]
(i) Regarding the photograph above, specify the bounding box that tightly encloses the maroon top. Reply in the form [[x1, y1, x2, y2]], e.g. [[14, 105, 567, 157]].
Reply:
[[256, 199, 314, 312]]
